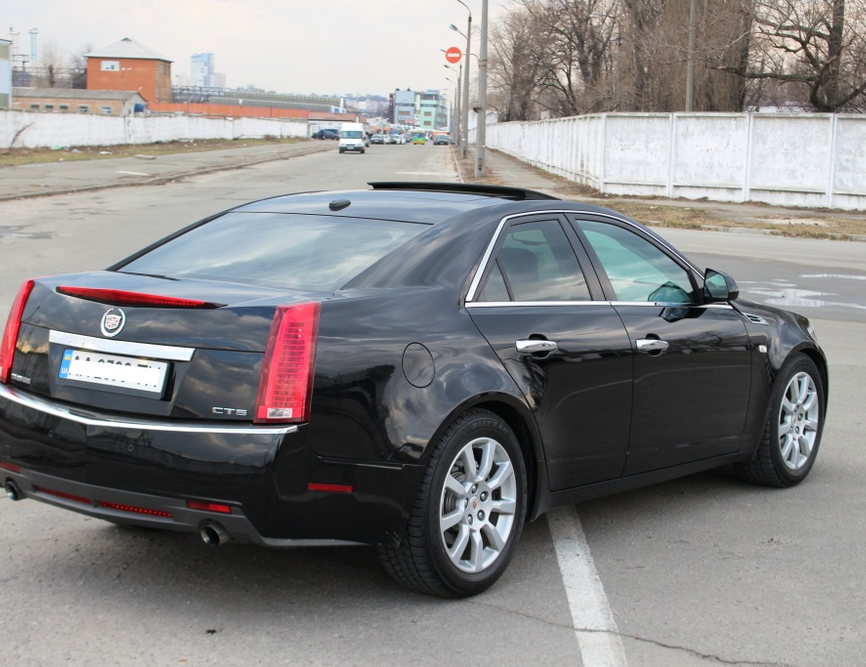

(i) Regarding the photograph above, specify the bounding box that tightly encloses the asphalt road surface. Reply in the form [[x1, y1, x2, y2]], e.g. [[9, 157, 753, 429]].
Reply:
[[1, 143, 864, 666]]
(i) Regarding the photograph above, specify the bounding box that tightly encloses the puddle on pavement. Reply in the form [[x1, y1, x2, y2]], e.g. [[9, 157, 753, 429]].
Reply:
[[0, 225, 54, 240]]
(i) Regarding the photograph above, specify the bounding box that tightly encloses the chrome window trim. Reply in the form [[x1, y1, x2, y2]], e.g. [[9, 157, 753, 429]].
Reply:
[[465, 210, 702, 304], [0, 383, 296, 436], [466, 300, 734, 310], [50, 330, 195, 361], [466, 215, 511, 302]]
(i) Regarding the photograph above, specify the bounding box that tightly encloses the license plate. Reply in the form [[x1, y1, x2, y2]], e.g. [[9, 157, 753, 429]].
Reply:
[[59, 348, 169, 396]]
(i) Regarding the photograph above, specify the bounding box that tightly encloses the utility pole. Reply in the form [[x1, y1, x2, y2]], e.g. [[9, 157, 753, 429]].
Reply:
[[474, 0, 488, 178], [685, 0, 697, 112]]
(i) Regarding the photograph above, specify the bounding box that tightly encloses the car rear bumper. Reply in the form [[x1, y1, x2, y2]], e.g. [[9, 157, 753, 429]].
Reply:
[[0, 383, 423, 546], [2, 466, 360, 547]]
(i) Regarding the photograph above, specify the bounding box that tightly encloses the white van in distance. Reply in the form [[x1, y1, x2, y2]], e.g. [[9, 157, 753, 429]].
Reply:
[[339, 123, 367, 154]]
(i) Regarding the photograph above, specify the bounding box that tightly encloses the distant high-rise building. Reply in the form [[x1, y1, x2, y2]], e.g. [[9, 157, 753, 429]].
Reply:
[[0, 38, 12, 108], [190, 52, 214, 88], [392, 89, 416, 126]]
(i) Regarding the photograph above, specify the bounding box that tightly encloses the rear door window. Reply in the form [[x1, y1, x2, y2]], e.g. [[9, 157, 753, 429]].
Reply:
[[479, 219, 590, 302]]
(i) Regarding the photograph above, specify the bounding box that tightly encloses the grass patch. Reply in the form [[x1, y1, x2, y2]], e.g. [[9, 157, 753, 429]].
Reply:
[[515, 166, 866, 241]]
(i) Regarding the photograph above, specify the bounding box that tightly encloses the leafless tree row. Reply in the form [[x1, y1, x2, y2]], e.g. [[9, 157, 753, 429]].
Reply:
[[17, 40, 90, 90], [487, 0, 866, 119]]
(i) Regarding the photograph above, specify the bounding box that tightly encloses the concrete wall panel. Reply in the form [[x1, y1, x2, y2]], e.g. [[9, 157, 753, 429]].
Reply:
[[604, 114, 670, 188], [749, 115, 831, 193], [673, 114, 747, 187], [834, 117, 866, 197]]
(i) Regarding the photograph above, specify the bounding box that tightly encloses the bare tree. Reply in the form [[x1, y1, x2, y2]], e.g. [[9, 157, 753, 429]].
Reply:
[[488, 6, 545, 121], [616, 0, 752, 112], [516, 0, 621, 116], [489, 0, 866, 117], [722, 0, 866, 111], [619, 0, 665, 110], [36, 39, 65, 88], [68, 43, 93, 89]]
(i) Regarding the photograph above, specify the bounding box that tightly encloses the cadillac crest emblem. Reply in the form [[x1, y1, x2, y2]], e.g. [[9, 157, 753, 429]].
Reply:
[[100, 308, 126, 338]]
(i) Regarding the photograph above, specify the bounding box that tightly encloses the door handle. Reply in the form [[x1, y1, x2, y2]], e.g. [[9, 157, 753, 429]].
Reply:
[[516, 339, 558, 354], [636, 338, 669, 354]]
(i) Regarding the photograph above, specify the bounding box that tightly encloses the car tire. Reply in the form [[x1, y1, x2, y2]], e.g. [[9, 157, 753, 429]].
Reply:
[[734, 354, 825, 487], [339, 148, 345, 154], [378, 409, 527, 597]]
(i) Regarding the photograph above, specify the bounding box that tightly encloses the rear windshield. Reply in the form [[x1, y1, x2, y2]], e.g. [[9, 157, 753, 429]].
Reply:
[[119, 212, 426, 291]]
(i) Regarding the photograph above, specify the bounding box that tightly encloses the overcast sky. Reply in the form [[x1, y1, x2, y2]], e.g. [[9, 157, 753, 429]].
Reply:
[[6, 0, 512, 98]]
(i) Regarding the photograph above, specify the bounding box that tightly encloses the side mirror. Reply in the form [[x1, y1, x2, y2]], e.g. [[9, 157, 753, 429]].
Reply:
[[703, 269, 739, 302]]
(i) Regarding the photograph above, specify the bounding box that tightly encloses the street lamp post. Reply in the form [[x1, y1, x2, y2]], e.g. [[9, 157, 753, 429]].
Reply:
[[452, 0, 472, 160], [444, 64, 461, 147]]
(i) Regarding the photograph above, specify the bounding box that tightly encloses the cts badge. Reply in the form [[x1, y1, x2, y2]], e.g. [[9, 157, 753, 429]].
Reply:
[[100, 308, 126, 337], [212, 407, 248, 416]]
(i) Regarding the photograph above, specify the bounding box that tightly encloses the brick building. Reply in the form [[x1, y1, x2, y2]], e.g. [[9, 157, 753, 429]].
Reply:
[[12, 88, 147, 115], [86, 37, 172, 104]]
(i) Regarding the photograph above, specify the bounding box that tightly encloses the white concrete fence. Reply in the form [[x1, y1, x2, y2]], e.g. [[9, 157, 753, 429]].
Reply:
[[0, 109, 308, 149], [484, 112, 866, 211]]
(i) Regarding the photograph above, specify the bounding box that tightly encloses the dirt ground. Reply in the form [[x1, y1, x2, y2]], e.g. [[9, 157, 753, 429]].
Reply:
[[0, 138, 302, 168], [455, 153, 866, 241]]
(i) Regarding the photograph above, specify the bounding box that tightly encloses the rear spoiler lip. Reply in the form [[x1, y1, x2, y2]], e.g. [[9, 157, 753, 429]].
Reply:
[[368, 181, 560, 201]]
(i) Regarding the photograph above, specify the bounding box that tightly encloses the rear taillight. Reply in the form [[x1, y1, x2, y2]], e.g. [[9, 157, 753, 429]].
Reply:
[[254, 302, 320, 424], [1, 279, 35, 384], [56, 286, 225, 309]]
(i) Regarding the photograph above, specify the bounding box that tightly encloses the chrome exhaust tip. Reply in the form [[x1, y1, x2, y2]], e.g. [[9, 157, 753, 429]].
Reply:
[[4, 480, 22, 502], [200, 522, 230, 547]]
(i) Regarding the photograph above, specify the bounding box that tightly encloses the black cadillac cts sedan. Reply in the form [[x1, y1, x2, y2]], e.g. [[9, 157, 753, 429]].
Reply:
[[0, 182, 827, 597]]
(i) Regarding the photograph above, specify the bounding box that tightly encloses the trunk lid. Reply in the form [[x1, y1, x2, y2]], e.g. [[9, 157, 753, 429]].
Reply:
[[9, 271, 319, 421]]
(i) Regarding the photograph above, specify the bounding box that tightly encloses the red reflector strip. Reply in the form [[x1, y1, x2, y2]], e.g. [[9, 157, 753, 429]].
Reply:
[[56, 286, 225, 309], [186, 500, 232, 514], [99, 501, 172, 518], [0, 461, 22, 473], [35, 485, 91, 505], [33, 484, 172, 517], [307, 482, 354, 494]]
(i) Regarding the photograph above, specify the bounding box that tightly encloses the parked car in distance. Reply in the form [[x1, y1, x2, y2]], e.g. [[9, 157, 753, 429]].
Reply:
[[312, 128, 339, 140], [433, 134, 451, 145], [0, 182, 828, 598], [370, 134, 385, 144]]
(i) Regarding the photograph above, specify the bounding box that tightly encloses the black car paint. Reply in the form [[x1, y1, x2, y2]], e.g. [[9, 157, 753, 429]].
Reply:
[[0, 187, 827, 548]]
